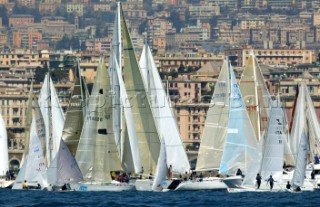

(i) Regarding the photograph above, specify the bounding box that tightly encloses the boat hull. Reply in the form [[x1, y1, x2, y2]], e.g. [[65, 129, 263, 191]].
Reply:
[[135, 179, 178, 191], [223, 176, 243, 188], [0, 179, 14, 189], [175, 177, 227, 191], [70, 181, 135, 191]]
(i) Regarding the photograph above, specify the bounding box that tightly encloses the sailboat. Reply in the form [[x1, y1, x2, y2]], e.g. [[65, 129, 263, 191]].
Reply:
[[0, 113, 13, 188], [72, 58, 134, 191], [228, 96, 286, 192], [47, 63, 86, 189], [12, 98, 48, 190], [175, 59, 231, 191], [109, 2, 141, 176], [38, 73, 65, 167], [220, 62, 258, 188], [239, 51, 271, 141], [137, 43, 191, 191], [121, 6, 161, 178], [289, 83, 316, 192], [62, 59, 89, 156]]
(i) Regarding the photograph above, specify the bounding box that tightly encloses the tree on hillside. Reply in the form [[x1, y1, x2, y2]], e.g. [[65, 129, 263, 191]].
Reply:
[[34, 62, 49, 83]]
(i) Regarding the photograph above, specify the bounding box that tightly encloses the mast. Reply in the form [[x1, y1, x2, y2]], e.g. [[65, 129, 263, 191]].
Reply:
[[252, 51, 261, 141], [47, 73, 52, 165]]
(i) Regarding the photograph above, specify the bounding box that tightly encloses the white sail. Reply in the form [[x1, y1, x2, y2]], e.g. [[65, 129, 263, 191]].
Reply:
[[62, 61, 88, 156], [140, 44, 190, 174], [20, 81, 34, 167], [109, 2, 122, 160], [76, 58, 122, 182], [152, 139, 167, 191], [242, 137, 263, 187], [50, 78, 65, 159], [121, 9, 160, 175], [47, 139, 83, 185], [196, 59, 230, 171], [38, 74, 51, 165], [0, 114, 8, 176], [239, 52, 271, 141], [12, 119, 48, 189], [305, 86, 320, 159], [283, 105, 295, 167], [290, 84, 305, 161], [260, 99, 284, 183], [291, 83, 308, 189], [114, 57, 142, 174], [219, 64, 258, 175]]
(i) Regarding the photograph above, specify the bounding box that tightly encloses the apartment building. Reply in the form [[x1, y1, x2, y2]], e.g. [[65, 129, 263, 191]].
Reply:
[[8, 15, 34, 27], [226, 47, 313, 66], [66, 3, 84, 16], [155, 51, 224, 72], [93, 3, 111, 12], [189, 3, 220, 20], [16, 0, 35, 8]]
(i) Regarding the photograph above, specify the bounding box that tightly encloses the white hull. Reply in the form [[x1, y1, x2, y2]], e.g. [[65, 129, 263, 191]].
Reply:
[[70, 181, 135, 191], [0, 179, 14, 188], [175, 177, 227, 191], [227, 172, 316, 192], [135, 179, 174, 191], [223, 176, 243, 188]]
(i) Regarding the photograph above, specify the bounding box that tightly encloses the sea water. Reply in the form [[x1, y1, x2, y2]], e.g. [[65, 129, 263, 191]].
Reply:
[[0, 189, 318, 207]]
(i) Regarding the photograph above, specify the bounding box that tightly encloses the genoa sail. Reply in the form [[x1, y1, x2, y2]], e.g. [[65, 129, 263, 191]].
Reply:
[[196, 58, 230, 171], [121, 9, 160, 175], [75, 58, 122, 183], [0, 113, 8, 176], [219, 63, 258, 175], [140, 44, 190, 174]]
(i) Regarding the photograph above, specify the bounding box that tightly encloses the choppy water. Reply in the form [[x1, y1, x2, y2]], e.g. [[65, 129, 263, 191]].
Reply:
[[0, 189, 318, 207]]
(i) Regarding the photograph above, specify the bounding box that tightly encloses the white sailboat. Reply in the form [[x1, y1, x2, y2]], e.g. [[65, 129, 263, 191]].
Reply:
[[229, 96, 286, 192], [152, 140, 169, 192], [221, 63, 258, 188], [38, 73, 65, 166], [108, 3, 142, 175], [62, 59, 89, 156], [121, 6, 161, 177], [46, 138, 83, 188], [72, 58, 133, 191], [288, 83, 316, 192], [0, 113, 13, 188], [138, 43, 191, 191], [12, 99, 48, 190], [176, 59, 231, 191]]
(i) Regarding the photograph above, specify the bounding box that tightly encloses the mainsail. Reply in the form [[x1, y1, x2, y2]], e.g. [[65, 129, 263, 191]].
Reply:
[[259, 98, 285, 183], [109, 2, 122, 159], [62, 60, 88, 156], [219, 64, 258, 175], [20, 81, 34, 167], [121, 9, 160, 175], [305, 85, 320, 160], [291, 83, 308, 189], [13, 112, 48, 189], [47, 139, 83, 185], [0, 113, 8, 176], [239, 52, 271, 141], [140, 44, 190, 174], [113, 55, 142, 174], [152, 139, 167, 191], [38, 73, 65, 166], [196, 59, 230, 171], [75, 58, 122, 182]]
